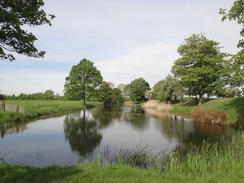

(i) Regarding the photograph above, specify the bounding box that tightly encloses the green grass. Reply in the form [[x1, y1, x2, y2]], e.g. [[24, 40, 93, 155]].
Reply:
[[172, 97, 244, 126], [0, 132, 243, 183], [0, 100, 101, 127]]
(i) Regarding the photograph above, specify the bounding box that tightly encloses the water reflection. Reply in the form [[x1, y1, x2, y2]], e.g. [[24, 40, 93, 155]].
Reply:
[[123, 105, 149, 130], [0, 124, 27, 138], [64, 110, 102, 156], [0, 104, 238, 167], [92, 106, 123, 129], [143, 108, 236, 147]]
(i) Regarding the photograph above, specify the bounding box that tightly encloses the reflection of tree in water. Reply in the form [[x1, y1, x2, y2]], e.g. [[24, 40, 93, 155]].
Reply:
[[144, 108, 236, 149], [64, 110, 102, 156], [0, 123, 27, 138], [180, 122, 236, 148], [91, 106, 123, 129], [144, 108, 191, 141], [92, 105, 148, 130], [123, 105, 149, 130]]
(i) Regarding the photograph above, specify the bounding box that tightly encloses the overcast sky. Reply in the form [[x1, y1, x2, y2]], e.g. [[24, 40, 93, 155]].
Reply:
[[0, 0, 242, 95]]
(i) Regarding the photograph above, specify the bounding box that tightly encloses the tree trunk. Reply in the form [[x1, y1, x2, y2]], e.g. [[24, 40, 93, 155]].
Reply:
[[82, 92, 86, 105], [83, 97, 86, 105]]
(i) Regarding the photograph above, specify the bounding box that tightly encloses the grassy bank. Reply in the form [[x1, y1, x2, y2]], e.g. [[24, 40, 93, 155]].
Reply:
[[0, 132, 243, 183], [142, 97, 244, 127], [0, 100, 101, 128]]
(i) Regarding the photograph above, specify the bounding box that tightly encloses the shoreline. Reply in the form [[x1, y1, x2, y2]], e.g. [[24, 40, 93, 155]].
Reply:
[[141, 98, 244, 129]]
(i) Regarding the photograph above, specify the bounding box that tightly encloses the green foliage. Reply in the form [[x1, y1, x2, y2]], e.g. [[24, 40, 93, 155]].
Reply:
[[129, 78, 150, 104], [64, 59, 103, 104], [98, 81, 124, 106], [219, 0, 244, 48], [228, 50, 244, 87], [111, 88, 124, 105], [151, 75, 184, 103], [98, 81, 113, 106], [0, 0, 55, 61], [3, 90, 59, 100], [171, 34, 228, 103]]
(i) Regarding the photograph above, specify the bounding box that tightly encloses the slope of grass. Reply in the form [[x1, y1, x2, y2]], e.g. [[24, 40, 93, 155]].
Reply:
[[171, 97, 244, 127]]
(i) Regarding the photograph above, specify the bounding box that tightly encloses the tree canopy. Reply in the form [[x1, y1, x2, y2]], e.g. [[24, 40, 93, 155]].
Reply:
[[98, 81, 124, 106], [0, 0, 55, 61], [151, 75, 184, 103], [129, 78, 150, 104], [171, 34, 227, 104], [64, 59, 103, 104], [219, 0, 244, 48]]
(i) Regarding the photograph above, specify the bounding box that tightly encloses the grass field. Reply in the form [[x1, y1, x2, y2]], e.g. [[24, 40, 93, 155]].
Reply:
[[0, 132, 243, 183], [0, 100, 101, 128], [171, 97, 243, 127]]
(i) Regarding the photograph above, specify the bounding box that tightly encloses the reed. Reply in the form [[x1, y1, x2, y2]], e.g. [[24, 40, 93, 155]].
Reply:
[[190, 107, 227, 124], [142, 100, 172, 112], [166, 132, 243, 175], [98, 143, 166, 169]]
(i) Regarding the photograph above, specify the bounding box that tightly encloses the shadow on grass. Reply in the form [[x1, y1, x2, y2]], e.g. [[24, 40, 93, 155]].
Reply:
[[225, 97, 244, 128], [0, 164, 81, 183]]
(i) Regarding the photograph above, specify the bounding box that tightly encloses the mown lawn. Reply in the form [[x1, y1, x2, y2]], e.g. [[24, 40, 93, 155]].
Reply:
[[0, 100, 101, 126]]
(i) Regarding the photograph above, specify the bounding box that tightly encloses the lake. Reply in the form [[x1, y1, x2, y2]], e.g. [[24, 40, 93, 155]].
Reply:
[[0, 104, 237, 167]]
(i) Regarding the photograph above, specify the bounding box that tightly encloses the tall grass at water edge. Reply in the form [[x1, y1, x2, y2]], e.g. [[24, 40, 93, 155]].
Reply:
[[141, 100, 172, 112], [0, 132, 243, 183], [142, 98, 244, 127]]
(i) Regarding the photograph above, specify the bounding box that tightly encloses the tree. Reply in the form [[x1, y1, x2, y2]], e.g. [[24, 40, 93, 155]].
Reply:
[[151, 75, 184, 103], [64, 59, 103, 104], [98, 81, 113, 106], [111, 88, 124, 105], [118, 83, 126, 96], [171, 34, 227, 104], [227, 51, 244, 87], [129, 78, 150, 104], [98, 81, 124, 106], [0, 0, 55, 61], [219, 0, 244, 48], [219, 1, 244, 89], [44, 90, 54, 100]]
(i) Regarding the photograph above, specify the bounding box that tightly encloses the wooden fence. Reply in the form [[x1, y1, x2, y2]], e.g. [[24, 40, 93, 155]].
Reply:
[[0, 101, 25, 113]]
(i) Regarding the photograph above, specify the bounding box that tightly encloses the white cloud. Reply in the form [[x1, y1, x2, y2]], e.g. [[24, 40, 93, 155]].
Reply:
[[0, 0, 241, 95], [0, 69, 66, 95], [96, 41, 180, 87]]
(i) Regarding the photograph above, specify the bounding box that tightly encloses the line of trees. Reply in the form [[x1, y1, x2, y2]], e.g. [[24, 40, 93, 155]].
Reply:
[[2, 90, 63, 100], [1, 0, 243, 106]]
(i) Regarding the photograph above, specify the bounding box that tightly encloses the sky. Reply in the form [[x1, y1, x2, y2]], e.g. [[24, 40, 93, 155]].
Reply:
[[0, 0, 242, 96]]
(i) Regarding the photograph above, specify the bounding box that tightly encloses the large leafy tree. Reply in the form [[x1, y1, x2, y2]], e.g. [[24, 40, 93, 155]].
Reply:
[[151, 75, 184, 103], [219, 0, 244, 88], [64, 59, 103, 104], [129, 78, 150, 104], [0, 0, 55, 61], [219, 0, 244, 48], [171, 34, 227, 104], [98, 81, 124, 106]]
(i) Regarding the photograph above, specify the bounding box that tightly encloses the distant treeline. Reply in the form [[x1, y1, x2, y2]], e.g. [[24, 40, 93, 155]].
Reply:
[[0, 90, 64, 100]]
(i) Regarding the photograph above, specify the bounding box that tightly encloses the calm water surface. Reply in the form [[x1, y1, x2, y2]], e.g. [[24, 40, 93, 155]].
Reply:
[[0, 105, 237, 167]]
